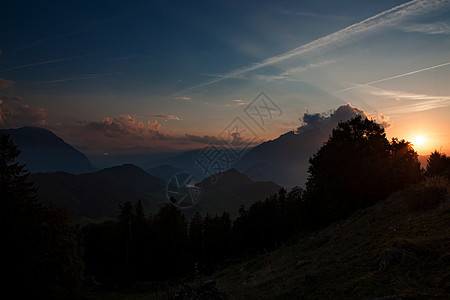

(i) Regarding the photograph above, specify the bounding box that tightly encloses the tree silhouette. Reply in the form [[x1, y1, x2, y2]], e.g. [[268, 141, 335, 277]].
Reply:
[[304, 116, 421, 226], [426, 150, 449, 178], [1, 134, 84, 298]]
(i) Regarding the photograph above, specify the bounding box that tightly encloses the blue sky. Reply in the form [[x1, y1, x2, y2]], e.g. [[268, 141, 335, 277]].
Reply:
[[1, 0, 449, 155]]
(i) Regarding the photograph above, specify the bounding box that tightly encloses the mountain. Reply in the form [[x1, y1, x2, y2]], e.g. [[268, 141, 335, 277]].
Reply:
[[236, 130, 326, 188], [147, 164, 183, 182], [30, 164, 166, 224], [30, 164, 280, 223], [196, 168, 281, 218], [236, 104, 374, 188], [0, 126, 93, 174]]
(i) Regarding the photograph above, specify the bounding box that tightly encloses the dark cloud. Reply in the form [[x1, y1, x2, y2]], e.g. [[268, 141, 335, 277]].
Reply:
[[0, 78, 14, 89], [0, 100, 47, 128], [86, 114, 161, 137], [0, 95, 24, 102], [80, 113, 260, 153], [297, 103, 388, 134]]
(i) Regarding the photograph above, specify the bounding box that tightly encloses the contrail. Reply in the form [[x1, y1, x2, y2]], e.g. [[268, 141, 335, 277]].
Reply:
[[334, 61, 450, 94], [0, 52, 104, 72], [184, 0, 449, 91]]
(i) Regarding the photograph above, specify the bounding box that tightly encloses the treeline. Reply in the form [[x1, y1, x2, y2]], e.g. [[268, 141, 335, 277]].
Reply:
[[82, 187, 307, 284]]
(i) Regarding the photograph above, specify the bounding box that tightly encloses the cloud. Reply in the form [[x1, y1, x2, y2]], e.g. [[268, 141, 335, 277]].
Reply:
[[402, 21, 450, 34], [364, 86, 450, 114], [226, 99, 248, 107], [86, 114, 161, 138], [175, 96, 191, 101], [257, 60, 334, 82], [0, 52, 102, 72], [335, 61, 450, 93], [153, 114, 181, 120], [79, 113, 262, 153], [0, 100, 48, 128], [41, 72, 121, 84], [278, 10, 350, 21], [369, 87, 450, 102], [0, 95, 24, 102], [0, 78, 14, 89], [297, 103, 389, 134], [187, 0, 448, 90]]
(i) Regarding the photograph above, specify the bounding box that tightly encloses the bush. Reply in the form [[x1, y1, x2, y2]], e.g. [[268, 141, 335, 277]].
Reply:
[[403, 178, 448, 212]]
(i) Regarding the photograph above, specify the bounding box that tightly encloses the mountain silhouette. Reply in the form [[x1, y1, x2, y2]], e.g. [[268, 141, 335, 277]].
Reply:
[[30, 164, 165, 224], [197, 168, 281, 218], [147, 164, 183, 182], [236, 130, 325, 188], [236, 104, 370, 188], [0, 126, 93, 174]]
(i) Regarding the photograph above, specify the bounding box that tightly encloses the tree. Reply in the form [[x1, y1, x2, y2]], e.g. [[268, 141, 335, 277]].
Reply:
[[189, 212, 204, 262], [304, 116, 421, 226], [426, 150, 449, 178], [0, 134, 84, 298], [389, 138, 422, 188]]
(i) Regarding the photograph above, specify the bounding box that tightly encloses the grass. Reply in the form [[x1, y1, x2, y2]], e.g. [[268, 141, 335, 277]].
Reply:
[[82, 179, 450, 299], [211, 180, 450, 299]]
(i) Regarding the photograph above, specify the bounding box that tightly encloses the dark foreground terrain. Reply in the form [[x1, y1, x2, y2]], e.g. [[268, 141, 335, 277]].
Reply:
[[82, 178, 450, 299]]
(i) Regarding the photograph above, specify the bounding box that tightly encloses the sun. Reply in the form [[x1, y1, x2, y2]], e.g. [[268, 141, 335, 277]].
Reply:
[[413, 135, 425, 146]]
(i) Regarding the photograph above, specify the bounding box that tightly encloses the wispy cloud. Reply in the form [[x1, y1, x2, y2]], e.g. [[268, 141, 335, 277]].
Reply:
[[360, 85, 450, 114], [334, 61, 450, 94], [226, 99, 248, 107], [370, 87, 450, 102], [402, 21, 450, 34], [175, 96, 191, 101], [257, 60, 334, 82], [153, 114, 181, 120], [15, 3, 159, 51], [0, 52, 103, 72], [41, 72, 121, 84], [15, 30, 85, 51], [278, 10, 350, 21], [187, 0, 448, 90], [382, 99, 450, 114]]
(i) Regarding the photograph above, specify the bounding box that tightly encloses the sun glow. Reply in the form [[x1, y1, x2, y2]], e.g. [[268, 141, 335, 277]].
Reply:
[[413, 135, 426, 146]]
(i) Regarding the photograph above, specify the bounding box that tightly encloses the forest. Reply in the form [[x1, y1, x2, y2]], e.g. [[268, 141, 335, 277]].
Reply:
[[1, 116, 449, 299]]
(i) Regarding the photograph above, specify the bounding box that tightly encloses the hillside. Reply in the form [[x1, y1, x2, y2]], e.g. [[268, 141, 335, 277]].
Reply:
[[209, 182, 450, 299], [30, 164, 166, 224], [198, 168, 282, 218], [0, 127, 93, 174]]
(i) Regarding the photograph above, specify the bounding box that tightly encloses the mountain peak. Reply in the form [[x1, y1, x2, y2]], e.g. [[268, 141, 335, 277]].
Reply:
[[0, 126, 93, 174]]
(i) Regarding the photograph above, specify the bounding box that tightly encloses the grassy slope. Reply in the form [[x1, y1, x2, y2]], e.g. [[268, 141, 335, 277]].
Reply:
[[82, 181, 449, 299], [213, 185, 450, 299]]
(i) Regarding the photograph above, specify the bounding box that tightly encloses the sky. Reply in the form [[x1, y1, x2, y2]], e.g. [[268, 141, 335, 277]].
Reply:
[[1, 0, 449, 156]]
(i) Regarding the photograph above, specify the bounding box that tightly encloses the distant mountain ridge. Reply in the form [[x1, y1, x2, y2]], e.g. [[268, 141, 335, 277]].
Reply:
[[30, 164, 166, 224], [30, 165, 281, 223], [197, 168, 281, 218], [0, 126, 93, 174]]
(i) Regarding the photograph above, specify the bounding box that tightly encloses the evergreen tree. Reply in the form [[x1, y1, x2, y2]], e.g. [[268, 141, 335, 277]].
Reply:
[[426, 150, 450, 178], [0, 134, 84, 298]]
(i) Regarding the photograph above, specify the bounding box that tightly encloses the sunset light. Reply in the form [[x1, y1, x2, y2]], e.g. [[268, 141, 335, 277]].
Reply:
[[2, 1, 450, 298], [413, 135, 426, 146]]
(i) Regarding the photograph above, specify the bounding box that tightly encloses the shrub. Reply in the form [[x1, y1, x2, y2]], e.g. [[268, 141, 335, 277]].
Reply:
[[403, 177, 448, 212]]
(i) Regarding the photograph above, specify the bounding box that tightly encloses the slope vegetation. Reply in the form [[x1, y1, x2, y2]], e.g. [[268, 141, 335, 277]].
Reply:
[[211, 181, 450, 299]]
